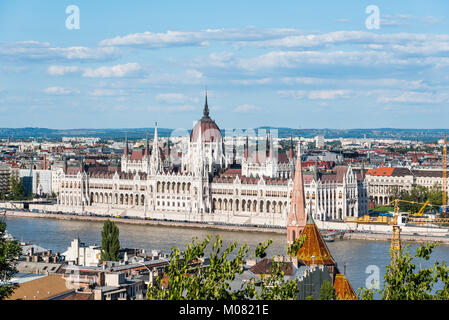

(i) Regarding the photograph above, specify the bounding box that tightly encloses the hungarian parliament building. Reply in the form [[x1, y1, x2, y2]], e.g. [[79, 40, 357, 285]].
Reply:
[[56, 95, 368, 227]]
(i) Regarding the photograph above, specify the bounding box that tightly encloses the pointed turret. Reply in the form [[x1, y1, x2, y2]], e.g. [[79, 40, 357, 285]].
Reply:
[[287, 143, 308, 245], [150, 122, 162, 175], [203, 90, 209, 118], [244, 136, 249, 160], [124, 133, 129, 157], [295, 211, 336, 266], [144, 133, 149, 157], [167, 137, 171, 165], [288, 134, 294, 159], [266, 133, 270, 157]]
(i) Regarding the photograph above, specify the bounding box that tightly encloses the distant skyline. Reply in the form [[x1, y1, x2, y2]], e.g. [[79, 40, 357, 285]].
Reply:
[[1, 1, 449, 129]]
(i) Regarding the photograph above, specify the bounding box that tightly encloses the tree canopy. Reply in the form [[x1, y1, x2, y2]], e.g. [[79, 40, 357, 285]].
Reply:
[[388, 184, 443, 214], [0, 220, 22, 300], [319, 280, 336, 300], [147, 235, 305, 300], [7, 176, 28, 201], [100, 219, 120, 263], [359, 243, 449, 300]]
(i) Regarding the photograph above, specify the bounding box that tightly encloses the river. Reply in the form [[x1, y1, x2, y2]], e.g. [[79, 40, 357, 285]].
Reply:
[[5, 216, 449, 296]]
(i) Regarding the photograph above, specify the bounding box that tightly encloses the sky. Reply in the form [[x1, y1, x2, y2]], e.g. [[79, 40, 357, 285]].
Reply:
[[0, 0, 449, 130]]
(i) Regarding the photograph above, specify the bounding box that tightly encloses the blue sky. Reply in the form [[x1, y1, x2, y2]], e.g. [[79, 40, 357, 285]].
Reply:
[[0, 0, 449, 129]]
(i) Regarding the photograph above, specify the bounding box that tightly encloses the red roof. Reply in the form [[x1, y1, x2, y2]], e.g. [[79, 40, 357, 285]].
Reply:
[[130, 150, 143, 161], [190, 118, 222, 143], [366, 168, 394, 176]]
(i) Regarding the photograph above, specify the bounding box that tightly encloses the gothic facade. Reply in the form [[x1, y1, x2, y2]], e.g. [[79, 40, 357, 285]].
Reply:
[[56, 95, 368, 226]]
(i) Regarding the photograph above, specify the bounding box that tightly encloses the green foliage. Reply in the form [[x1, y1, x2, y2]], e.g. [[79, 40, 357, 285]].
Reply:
[[358, 243, 449, 300], [319, 280, 336, 300], [305, 295, 315, 300], [0, 221, 23, 300], [388, 184, 443, 213], [286, 235, 306, 256], [7, 176, 28, 201], [147, 235, 302, 300], [100, 219, 120, 263], [255, 239, 272, 259]]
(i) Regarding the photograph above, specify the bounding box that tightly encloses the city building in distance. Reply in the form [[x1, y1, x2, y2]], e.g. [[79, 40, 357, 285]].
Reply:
[[51, 94, 368, 227]]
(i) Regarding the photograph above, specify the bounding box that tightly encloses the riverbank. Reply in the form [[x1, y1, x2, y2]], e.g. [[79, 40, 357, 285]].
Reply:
[[2, 210, 286, 234], [343, 231, 449, 244]]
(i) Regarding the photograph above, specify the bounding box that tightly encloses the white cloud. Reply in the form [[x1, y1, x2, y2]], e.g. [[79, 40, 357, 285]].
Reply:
[[185, 69, 203, 79], [99, 27, 302, 48], [233, 104, 261, 113], [141, 69, 206, 85], [89, 89, 121, 96], [280, 77, 427, 90], [376, 91, 449, 104], [234, 31, 449, 58], [82, 62, 142, 78], [156, 93, 198, 104], [231, 78, 272, 85], [0, 41, 121, 62], [47, 65, 80, 75], [148, 105, 196, 112], [277, 90, 351, 100], [43, 87, 80, 95]]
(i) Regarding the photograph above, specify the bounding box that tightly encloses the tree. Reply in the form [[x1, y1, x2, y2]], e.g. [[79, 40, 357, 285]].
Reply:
[[147, 235, 305, 300], [8, 176, 26, 200], [358, 243, 449, 300], [388, 184, 443, 214], [100, 220, 120, 263], [319, 280, 336, 300], [0, 220, 22, 300], [287, 235, 306, 256]]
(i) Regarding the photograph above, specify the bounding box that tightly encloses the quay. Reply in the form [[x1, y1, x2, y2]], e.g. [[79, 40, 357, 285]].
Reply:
[[2, 209, 286, 234]]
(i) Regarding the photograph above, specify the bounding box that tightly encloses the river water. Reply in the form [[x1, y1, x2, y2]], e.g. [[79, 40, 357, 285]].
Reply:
[[5, 216, 449, 296]]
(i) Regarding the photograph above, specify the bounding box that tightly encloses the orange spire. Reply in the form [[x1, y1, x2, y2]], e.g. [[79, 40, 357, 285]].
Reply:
[[296, 213, 335, 266], [287, 143, 307, 245]]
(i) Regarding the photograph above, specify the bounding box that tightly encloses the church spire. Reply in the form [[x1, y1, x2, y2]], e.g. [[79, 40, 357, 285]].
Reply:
[[144, 132, 149, 157], [124, 133, 129, 156], [288, 133, 294, 159], [287, 142, 307, 246], [203, 90, 209, 118], [150, 122, 162, 175]]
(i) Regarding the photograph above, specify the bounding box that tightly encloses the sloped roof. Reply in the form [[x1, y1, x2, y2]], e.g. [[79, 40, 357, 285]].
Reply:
[[6, 274, 73, 300], [366, 167, 413, 177], [130, 149, 143, 161], [333, 274, 358, 300], [296, 214, 336, 266], [248, 257, 295, 276], [61, 292, 94, 300]]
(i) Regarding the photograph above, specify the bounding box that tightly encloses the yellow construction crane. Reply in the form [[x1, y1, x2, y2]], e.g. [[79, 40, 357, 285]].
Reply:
[[443, 133, 447, 214], [407, 200, 431, 218], [390, 199, 401, 262], [344, 199, 435, 224]]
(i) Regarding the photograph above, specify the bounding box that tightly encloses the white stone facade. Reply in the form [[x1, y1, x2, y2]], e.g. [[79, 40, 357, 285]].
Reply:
[[56, 99, 368, 226]]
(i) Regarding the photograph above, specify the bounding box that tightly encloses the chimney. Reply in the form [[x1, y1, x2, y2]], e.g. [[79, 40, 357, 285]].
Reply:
[[97, 272, 105, 286]]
